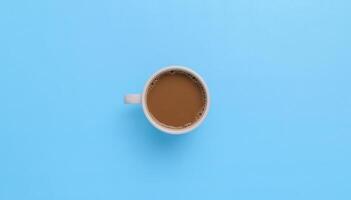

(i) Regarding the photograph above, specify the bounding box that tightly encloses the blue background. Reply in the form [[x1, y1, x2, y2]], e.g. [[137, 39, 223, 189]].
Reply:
[[1, 0, 350, 199]]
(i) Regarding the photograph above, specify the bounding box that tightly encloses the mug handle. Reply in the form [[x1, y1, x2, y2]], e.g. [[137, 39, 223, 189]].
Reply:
[[124, 94, 142, 104]]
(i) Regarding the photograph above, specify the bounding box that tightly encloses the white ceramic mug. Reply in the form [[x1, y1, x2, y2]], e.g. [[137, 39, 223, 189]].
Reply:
[[124, 65, 210, 135]]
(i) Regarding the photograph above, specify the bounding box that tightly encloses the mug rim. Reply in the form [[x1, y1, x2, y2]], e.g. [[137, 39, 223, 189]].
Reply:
[[142, 65, 210, 135]]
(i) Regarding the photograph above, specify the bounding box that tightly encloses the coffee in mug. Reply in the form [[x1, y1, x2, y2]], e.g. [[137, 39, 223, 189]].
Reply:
[[146, 70, 207, 129], [124, 66, 210, 135]]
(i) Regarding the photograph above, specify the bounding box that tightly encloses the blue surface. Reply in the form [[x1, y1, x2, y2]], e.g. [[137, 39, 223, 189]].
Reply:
[[1, 0, 351, 199]]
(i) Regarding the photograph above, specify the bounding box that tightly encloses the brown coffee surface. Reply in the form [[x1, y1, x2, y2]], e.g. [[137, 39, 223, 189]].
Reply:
[[146, 70, 206, 129]]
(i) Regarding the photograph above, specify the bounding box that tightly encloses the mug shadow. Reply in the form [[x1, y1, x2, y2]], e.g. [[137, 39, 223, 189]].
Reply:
[[120, 106, 197, 158]]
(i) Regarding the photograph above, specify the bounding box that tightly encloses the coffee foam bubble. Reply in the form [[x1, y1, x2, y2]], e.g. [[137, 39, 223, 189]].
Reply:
[[148, 78, 159, 89]]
